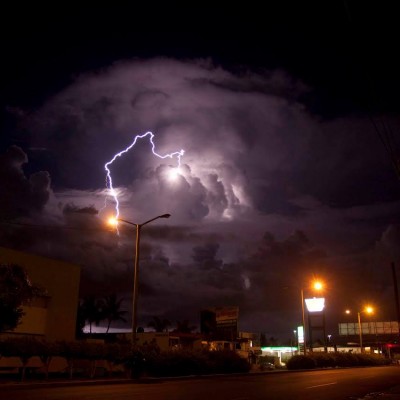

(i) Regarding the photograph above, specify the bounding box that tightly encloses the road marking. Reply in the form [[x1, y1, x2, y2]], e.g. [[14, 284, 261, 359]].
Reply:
[[306, 382, 337, 389]]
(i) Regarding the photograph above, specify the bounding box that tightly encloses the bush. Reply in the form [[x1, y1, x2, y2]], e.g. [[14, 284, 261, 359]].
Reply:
[[287, 355, 317, 370], [287, 352, 390, 370], [120, 349, 147, 378], [311, 353, 336, 368], [0, 337, 44, 380], [144, 349, 250, 377], [354, 353, 390, 366], [334, 352, 359, 367], [207, 349, 250, 374]]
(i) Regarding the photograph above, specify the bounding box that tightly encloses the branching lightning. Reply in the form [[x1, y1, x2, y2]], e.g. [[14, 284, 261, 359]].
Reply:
[[104, 131, 184, 224]]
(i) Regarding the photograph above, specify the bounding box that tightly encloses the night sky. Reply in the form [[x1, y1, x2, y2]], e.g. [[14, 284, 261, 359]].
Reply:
[[1, 2, 400, 339]]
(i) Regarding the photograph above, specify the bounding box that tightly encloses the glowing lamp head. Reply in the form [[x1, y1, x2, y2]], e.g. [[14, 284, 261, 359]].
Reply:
[[312, 280, 323, 291], [108, 216, 119, 227], [345, 309, 351, 315], [365, 306, 374, 314]]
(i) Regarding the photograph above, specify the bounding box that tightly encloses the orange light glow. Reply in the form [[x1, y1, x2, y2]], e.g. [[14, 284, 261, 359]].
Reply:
[[365, 306, 374, 314], [108, 216, 118, 227], [312, 281, 323, 291]]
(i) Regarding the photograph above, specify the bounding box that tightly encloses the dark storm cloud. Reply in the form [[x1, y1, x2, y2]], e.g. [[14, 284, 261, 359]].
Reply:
[[26, 57, 397, 220], [63, 203, 98, 215], [0, 146, 51, 219], [2, 57, 400, 336], [192, 242, 223, 270]]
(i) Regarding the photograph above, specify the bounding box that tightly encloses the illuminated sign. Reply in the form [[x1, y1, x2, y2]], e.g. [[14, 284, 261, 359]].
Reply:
[[215, 306, 239, 322], [297, 326, 304, 344], [305, 297, 325, 312]]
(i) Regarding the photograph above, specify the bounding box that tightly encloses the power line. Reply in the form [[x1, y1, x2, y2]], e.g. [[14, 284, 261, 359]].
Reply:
[[0, 219, 115, 233], [343, 1, 400, 182]]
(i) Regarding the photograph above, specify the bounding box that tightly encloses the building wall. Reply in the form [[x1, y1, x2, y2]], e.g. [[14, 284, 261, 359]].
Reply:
[[0, 247, 80, 341], [137, 332, 170, 351]]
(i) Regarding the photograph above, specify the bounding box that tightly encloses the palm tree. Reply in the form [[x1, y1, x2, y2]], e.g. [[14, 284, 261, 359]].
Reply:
[[80, 295, 103, 334], [148, 316, 171, 332], [101, 293, 127, 334]]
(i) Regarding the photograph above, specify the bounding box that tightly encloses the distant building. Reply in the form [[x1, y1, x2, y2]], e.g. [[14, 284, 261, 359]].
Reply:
[[0, 247, 80, 341], [200, 306, 239, 341]]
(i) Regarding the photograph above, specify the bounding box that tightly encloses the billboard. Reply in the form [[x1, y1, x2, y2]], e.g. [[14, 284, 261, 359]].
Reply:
[[297, 326, 304, 344], [215, 306, 239, 323], [305, 297, 325, 312], [201, 306, 239, 341], [339, 321, 400, 336]]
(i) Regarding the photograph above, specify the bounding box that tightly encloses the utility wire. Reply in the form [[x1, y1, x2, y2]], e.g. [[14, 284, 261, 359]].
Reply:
[[343, 0, 400, 182], [0, 219, 116, 233]]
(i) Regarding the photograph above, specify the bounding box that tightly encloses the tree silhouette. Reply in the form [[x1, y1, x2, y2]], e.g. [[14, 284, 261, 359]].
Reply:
[[260, 332, 268, 347], [80, 295, 103, 334], [174, 319, 197, 334], [102, 293, 127, 334], [0, 263, 44, 332], [148, 316, 171, 332]]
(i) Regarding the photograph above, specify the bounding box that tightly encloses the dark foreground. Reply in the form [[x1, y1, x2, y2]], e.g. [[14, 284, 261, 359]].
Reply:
[[1, 366, 400, 400]]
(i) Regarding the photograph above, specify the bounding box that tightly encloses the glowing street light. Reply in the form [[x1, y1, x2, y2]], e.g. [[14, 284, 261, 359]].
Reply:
[[108, 213, 171, 346], [313, 280, 323, 291], [345, 306, 374, 353], [303, 279, 326, 353], [299, 279, 324, 355]]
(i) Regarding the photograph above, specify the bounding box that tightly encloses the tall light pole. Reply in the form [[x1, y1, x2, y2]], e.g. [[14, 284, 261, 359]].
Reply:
[[301, 288, 307, 355], [346, 306, 374, 353], [303, 280, 324, 354], [357, 311, 363, 352], [287, 280, 324, 355], [109, 213, 171, 346]]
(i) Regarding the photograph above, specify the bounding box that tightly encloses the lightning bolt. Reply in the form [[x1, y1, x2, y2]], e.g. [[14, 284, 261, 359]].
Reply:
[[104, 131, 184, 225]]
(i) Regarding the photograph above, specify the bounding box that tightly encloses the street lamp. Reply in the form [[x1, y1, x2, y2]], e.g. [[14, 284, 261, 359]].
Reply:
[[346, 306, 374, 353], [301, 288, 306, 354], [109, 213, 171, 346], [298, 280, 324, 355], [304, 280, 325, 353], [301, 280, 324, 355]]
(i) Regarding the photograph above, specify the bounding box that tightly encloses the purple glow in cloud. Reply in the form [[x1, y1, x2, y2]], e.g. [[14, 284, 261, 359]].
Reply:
[[104, 131, 184, 223]]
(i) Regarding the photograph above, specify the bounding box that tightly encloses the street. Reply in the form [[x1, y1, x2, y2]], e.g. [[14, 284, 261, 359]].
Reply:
[[1, 366, 400, 400]]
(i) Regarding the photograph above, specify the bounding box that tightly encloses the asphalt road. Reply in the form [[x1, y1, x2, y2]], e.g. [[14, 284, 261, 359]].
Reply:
[[1, 366, 400, 400]]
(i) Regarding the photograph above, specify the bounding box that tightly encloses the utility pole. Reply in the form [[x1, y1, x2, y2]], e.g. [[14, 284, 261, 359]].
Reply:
[[391, 262, 400, 339]]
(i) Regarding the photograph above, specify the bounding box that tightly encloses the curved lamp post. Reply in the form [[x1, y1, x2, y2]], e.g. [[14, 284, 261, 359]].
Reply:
[[109, 213, 171, 346]]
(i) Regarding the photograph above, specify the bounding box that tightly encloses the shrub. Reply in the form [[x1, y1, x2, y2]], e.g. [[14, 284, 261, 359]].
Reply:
[[207, 349, 250, 374], [286, 355, 317, 370], [310, 352, 336, 368], [144, 349, 250, 377], [287, 352, 390, 370], [57, 341, 85, 379], [334, 352, 359, 367], [0, 337, 42, 380]]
